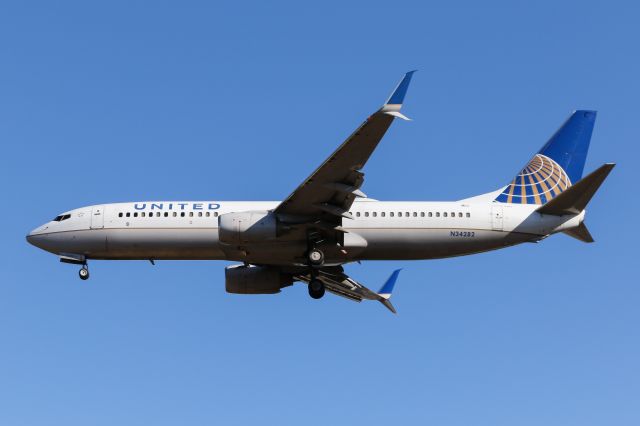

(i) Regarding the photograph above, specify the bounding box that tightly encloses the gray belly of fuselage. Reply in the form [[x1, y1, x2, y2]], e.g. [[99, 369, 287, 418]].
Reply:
[[352, 227, 536, 260], [39, 226, 538, 263], [41, 228, 225, 260]]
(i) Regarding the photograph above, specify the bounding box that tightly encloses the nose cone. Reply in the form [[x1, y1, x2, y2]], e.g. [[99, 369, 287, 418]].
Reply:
[[26, 225, 49, 250]]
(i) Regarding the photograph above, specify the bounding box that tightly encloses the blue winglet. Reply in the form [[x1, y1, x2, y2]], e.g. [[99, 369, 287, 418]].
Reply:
[[378, 269, 402, 299], [385, 71, 416, 106]]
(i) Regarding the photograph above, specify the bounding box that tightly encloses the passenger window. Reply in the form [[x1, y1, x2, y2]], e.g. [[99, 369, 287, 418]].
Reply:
[[365, 212, 369, 217], [189, 212, 194, 217], [428, 212, 433, 217], [451, 212, 455, 217], [420, 212, 425, 217], [173, 212, 177, 217], [118, 213, 123, 218], [436, 212, 440, 217], [198, 212, 202, 217], [214, 212, 219, 217], [372, 212, 377, 217], [405, 212, 409, 217], [126, 212, 131, 217], [458, 212, 463, 217], [156, 212, 161, 217], [390, 212, 394, 217], [134, 212, 138, 217], [164, 212, 168, 217], [466, 212, 471, 218], [443, 212, 448, 217], [381, 212, 385, 217], [356, 212, 361, 217], [206, 212, 210, 217], [181, 212, 185, 217], [141, 212, 146, 217], [413, 212, 417, 217]]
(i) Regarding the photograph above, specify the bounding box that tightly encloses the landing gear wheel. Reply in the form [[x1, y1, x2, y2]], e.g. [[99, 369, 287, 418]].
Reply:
[[79, 267, 89, 281], [307, 248, 325, 266], [308, 279, 325, 299]]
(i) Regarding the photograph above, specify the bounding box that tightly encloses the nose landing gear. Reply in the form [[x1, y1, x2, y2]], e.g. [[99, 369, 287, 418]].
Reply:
[[78, 265, 90, 280]]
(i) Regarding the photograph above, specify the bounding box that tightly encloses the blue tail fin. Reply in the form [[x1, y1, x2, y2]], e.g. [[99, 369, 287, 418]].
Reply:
[[495, 110, 596, 205]]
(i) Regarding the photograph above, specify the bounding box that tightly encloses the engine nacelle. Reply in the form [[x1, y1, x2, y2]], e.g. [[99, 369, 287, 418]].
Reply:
[[225, 264, 291, 294], [218, 210, 276, 244]]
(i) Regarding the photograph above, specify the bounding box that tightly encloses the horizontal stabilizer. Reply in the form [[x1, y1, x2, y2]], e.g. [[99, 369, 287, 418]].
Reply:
[[536, 163, 615, 216], [563, 222, 595, 243]]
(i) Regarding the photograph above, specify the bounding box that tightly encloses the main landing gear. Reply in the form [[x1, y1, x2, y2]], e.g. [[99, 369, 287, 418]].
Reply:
[[78, 264, 90, 280], [306, 240, 325, 298], [307, 248, 325, 266], [307, 249, 325, 299], [308, 278, 325, 299]]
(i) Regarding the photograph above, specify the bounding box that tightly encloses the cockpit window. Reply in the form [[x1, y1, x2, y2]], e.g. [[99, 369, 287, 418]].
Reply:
[[53, 214, 71, 222]]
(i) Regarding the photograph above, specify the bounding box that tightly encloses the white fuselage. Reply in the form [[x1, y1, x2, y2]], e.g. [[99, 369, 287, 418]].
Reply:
[[26, 197, 584, 265]]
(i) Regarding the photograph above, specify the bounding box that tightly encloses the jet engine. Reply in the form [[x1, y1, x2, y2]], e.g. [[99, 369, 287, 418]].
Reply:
[[225, 264, 291, 294], [218, 210, 277, 244]]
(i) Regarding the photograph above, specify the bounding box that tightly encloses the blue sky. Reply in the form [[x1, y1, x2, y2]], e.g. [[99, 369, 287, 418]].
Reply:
[[1, 1, 638, 424]]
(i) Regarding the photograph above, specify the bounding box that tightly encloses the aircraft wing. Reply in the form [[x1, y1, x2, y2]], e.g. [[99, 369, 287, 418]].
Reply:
[[294, 266, 402, 313], [274, 72, 415, 222]]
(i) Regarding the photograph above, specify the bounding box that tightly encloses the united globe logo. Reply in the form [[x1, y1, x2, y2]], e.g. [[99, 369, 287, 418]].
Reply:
[[495, 154, 571, 205]]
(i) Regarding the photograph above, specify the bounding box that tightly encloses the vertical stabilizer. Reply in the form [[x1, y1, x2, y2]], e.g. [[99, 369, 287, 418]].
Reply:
[[495, 110, 596, 205]]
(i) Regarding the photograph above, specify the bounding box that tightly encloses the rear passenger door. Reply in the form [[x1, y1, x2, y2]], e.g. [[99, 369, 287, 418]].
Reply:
[[491, 205, 504, 231]]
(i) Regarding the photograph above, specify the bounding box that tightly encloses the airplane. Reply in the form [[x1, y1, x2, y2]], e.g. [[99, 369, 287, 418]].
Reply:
[[26, 72, 615, 313]]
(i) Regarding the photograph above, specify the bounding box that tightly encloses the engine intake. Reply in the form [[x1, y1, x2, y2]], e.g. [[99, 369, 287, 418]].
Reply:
[[225, 264, 291, 294], [218, 210, 276, 245]]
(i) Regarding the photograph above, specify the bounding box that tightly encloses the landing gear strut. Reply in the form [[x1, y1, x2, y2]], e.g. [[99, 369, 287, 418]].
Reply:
[[79, 265, 89, 280], [306, 236, 325, 298], [308, 279, 325, 299]]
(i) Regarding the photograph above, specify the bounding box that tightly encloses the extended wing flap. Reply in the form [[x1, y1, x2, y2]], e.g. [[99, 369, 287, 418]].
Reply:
[[297, 268, 401, 313]]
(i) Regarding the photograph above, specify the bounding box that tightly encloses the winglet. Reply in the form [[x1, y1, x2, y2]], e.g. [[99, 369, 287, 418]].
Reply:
[[375, 269, 402, 314], [382, 71, 416, 117], [378, 269, 402, 299]]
